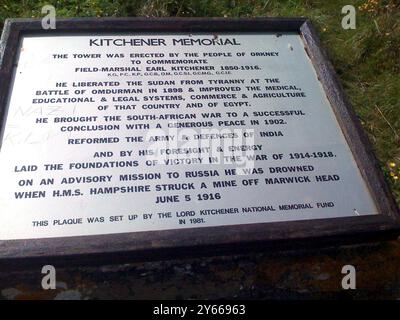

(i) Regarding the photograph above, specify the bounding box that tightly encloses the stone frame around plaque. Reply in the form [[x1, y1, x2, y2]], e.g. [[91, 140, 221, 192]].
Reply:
[[0, 17, 399, 268]]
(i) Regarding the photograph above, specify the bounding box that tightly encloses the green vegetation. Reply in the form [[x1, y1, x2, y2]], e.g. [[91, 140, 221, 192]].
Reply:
[[1, 0, 399, 201]]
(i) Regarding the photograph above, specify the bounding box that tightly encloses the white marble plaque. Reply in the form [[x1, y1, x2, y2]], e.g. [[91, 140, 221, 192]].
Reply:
[[0, 33, 377, 240]]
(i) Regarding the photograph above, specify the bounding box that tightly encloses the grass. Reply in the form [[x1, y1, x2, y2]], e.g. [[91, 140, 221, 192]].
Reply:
[[1, 0, 399, 202]]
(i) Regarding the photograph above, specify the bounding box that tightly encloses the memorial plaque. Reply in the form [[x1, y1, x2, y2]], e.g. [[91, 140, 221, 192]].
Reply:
[[0, 18, 399, 265]]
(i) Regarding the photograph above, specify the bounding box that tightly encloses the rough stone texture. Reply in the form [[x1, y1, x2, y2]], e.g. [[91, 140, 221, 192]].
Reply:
[[1, 240, 400, 300], [54, 290, 82, 300]]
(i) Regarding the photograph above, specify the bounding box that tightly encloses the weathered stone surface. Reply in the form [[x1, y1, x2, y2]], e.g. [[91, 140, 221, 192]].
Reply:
[[1, 240, 400, 299]]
